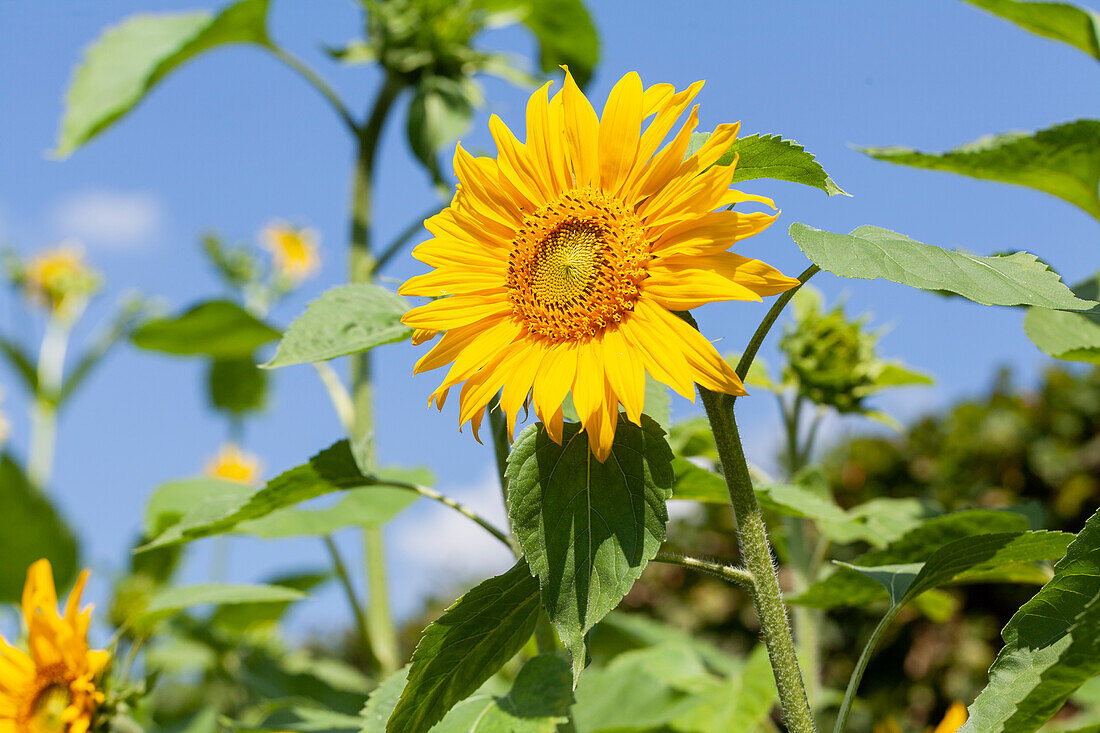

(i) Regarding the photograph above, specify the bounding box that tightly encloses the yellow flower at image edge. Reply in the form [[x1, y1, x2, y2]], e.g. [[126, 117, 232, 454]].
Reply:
[[261, 222, 320, 281], [206, 443, 261, 485], [401, 69, 799, 460], [0, 560, 109, 733], [930, 702, 967, 733]]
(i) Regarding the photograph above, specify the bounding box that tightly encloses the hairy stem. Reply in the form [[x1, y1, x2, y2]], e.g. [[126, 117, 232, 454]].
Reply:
[[653, 552, 755, 590], [698, 386, 815, 733]]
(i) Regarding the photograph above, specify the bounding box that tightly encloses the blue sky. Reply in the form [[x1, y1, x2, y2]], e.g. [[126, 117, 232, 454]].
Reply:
[[1, 0, 1098, 637]]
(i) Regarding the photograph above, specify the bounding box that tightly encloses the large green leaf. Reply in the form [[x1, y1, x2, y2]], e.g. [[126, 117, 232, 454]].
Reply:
[[963, 0, 1100, 62], [264, 285, 412, 368], [209, 571, 329, 632], [236, 486, 419, 538], [389, 561, 543, 732], [143, 477, 255, 538], [669, 458, 728, 503], [685, 132, 849, 196], [479, 0, 599, 87], [0, 455, 78, 603], [140, 582, 306, 623], [56, 0, 271, 157], [818, 496, 934, 549], [792, 509, 1031, 609], [132, 300, 281, 359], [506, 415, 674, 684], [208, 356, 267, 414], [1025, 274, 1100, 364], [859, 120, 1100, 221], [789, 224, 1098, 310], [139, 441, 402, 551], [364, 655, 572, 733], [963, 507, 1100, 733], [407, 76, 478, 182]]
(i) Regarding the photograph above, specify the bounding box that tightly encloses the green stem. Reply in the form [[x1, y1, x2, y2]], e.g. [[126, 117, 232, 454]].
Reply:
[[28, 317, 70, 490], [324, 535, 374, 665], [370, 204, 446, 276], [694, 378, 815, 732], [267, 45, 358, 133], [488, 404, 511, 507], [833, 607, 901, 733], [734, 264, 819, 384], [384, 479, 516, 551], [347, 72, 405, 676], [653, 552, 755, 590]]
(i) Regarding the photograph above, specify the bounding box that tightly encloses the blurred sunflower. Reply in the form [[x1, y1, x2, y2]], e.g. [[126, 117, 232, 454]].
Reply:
[[401, 68, 798, 459], [261, 222, 320, 282], [205, 443, 261, 485], [18, 244, 100, 319], [0, 560, 109, 733]]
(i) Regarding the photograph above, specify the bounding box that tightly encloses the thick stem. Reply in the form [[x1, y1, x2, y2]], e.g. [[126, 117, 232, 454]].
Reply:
[[698, 387, 815, 733], [28, 317, 70, 490], [348, 72, 405, 676]]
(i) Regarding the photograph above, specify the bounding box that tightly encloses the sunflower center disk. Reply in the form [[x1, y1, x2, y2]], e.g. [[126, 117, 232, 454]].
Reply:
[[507, 188, 649, 342], [25, 682, 72, 733]]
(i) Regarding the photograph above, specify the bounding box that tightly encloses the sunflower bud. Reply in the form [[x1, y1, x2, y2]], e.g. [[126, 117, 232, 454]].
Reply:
[[7, 243, 102, 321]]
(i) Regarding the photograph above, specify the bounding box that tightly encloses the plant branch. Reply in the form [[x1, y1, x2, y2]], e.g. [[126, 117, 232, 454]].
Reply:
[[383, 478, 516, 551], [734, 264, 819, 384], [312, 361, 355, 434], [267, 45, 358, 133], [834, 606, 901, 733], [370, 204, 445, 276], [323, 535, 373, 663], [653, 552, 755, 590]]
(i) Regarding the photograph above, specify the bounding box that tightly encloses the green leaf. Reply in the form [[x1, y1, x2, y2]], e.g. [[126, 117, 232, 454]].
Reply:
[[506, 415, 674, 684], [789, 224, 1098, 310], [264, 285, 412, 369], [962, 0, 1100, 62], [56, 0, 271, 157], [670, 458, 728, 503], [643, 375, 672, 430], [236, 486, 418, 538], [208, 356, 267, 414], [685, 132, 849, 196], [360, 666, 410, 733], [756, 480, 849, 523], [0, 455, 78, 603], [387, 560, 542, 733], [841, 531, 1073, 607], [140, 582, 306, 623], [210, 571, 329, 632], [407, 76, 477, 182], [1025, 274, 1100, 363], [132, 300, 281, 359], [792, 509, 1031, 609], [819, 496, 934, 548], [480, 0, 599, 87], [429, 655, 574, 733], [142, 477, 254, 537], [859, 120, 1100, 221], [870, 362, 935, 389], [963, 507, 1100, 733], [0, 334, 39, 393], [139, 441, 387, 551]]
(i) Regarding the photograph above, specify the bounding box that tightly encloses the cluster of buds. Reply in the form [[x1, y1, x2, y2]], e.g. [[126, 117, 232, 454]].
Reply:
[[779, 288, 886, 414]]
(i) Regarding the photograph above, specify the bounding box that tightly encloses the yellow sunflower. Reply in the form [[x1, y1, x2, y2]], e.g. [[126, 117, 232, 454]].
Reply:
[[0, 560, 109, 733], [205, 443, 261, 485], [261, 222, 321, 281], [21, 245, 100, 318], [400, 69, 799, 460]]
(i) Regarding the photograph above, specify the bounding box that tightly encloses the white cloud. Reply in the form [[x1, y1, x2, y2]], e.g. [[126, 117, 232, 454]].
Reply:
[[52, 189, 163, 250]]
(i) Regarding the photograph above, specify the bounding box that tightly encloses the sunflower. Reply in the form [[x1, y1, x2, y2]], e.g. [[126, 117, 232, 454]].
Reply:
[[401, 69, 799, 460], [261, 222, 320, 281], [0, 560, 109, 733], [20, 244, 100, 318], [205, 443, 261, 485]]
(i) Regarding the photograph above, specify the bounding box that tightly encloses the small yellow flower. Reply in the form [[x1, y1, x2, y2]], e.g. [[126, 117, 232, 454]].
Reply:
[[20, 244, 100, 318], [401, 68, 798, 460], [205, 443, 261, 485], [261, 222, 320, 282], [929, 702, 968, 733], [0, 559, 110, 733]]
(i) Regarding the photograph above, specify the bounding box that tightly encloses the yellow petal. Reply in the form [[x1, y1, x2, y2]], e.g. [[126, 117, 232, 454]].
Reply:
[[598, 71, 644, 196], [600, 328, 644, 425], [401, 292, 512, 330], [561, 67, 600, 187]]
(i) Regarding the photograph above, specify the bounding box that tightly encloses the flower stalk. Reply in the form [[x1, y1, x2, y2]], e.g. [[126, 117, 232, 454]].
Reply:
[[28, 315, 71, 490]]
